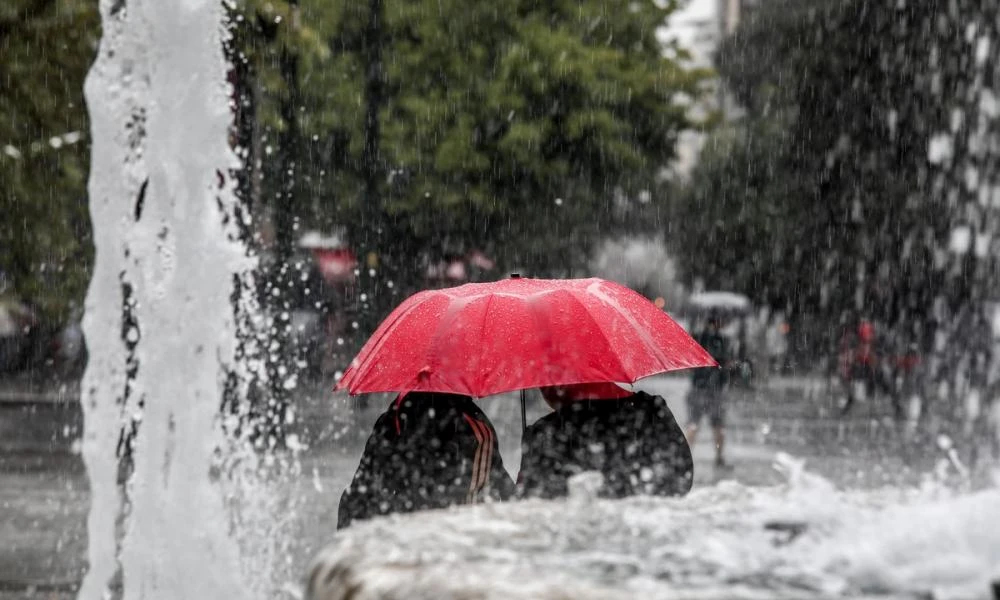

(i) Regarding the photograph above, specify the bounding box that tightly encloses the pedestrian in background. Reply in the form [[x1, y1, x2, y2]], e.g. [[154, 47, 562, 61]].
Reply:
[[685, 313, 732, 470]]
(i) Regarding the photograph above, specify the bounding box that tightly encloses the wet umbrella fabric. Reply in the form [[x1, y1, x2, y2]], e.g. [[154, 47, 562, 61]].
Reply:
[[336, 277, 716, 398]]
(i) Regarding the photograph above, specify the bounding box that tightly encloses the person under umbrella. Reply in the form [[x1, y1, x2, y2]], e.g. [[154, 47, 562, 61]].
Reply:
[[337, 391, 515, 529], [517, 382, 693, 499]]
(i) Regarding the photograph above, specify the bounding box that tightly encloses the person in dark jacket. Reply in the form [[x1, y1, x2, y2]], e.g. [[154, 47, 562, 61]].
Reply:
[[517, 383, 693, 500], [337, 391, 515, 529], [685, 314, 732, 469]]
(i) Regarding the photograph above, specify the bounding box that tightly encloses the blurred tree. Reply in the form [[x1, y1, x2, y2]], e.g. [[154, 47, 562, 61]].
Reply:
[[0, 0, 98, 329], [673, 119, 804, 308], [378, 0, 708, 281], [681, 0, 1000, 387], [234, 0, 709, 291], [226, 0, 711, 437]]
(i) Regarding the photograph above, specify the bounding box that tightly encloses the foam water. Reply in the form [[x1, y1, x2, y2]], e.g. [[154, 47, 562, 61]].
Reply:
[[306, 454, 1000, 600]]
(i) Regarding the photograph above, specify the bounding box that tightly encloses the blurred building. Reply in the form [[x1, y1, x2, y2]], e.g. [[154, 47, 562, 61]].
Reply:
[[662, 0, 761, 178]]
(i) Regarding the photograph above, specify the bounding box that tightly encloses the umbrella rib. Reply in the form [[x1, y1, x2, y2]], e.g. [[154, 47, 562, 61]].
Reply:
[[421, 295, 476, 395], [588, 284, 669, 366], [469, 294, 496, 397], [561, 291, 629, 382], [586, 281, 714, 373], [340, 293, 429, 384]]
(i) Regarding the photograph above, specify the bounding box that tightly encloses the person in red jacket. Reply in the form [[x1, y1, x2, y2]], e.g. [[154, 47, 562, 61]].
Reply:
[[839, 319, 896, 416]]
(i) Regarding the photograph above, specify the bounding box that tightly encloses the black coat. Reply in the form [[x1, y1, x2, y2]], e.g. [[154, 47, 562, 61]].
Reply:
[[517, 391, 693, 500], [338, 392, 515, 529], [692, 330, 729, 391]]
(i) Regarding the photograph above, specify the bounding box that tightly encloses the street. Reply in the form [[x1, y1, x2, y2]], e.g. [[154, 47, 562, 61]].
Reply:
[[0, 374, 952, 598]]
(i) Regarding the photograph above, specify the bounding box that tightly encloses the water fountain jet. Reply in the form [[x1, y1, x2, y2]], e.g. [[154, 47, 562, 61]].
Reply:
[[79, 0, 255, 597]]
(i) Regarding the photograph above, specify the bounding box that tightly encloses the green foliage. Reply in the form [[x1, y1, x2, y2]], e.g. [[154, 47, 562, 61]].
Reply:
[[3, 0, 706, 326], [234, 0, 709, 280], [0, 0, 99, 326]]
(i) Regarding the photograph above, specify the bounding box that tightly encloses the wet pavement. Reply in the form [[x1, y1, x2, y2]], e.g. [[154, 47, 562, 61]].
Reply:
[[0, 374, 962, 599]]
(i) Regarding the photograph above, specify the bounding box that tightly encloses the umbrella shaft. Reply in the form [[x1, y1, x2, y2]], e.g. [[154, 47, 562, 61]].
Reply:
[[520, 389, 527, 431]]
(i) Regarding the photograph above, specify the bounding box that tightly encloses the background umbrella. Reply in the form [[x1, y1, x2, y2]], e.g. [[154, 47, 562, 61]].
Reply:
[[682, 291, 752, 318]]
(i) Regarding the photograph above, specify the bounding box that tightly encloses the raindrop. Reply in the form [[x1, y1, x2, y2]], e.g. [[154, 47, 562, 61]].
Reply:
[[555, 198, 564, 206]]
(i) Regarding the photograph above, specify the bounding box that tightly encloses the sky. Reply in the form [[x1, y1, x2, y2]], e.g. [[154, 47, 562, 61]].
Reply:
[[662, 0, 720, 68], [659, 0, 721, 177]]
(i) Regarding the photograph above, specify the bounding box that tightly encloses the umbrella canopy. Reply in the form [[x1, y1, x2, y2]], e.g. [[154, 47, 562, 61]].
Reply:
[[336, 277, 716, 398]]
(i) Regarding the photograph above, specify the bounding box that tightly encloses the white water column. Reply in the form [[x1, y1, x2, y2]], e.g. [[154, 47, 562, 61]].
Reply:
[[80, 0, 252, 597]]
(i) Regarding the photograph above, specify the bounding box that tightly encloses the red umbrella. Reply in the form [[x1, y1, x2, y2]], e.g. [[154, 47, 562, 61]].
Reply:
[[336, 276, 716, 400]]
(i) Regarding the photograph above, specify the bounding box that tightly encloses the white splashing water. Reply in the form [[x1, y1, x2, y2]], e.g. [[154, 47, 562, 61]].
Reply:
[[307, 454, 1000, 600], [80, 0, 256, 597]]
